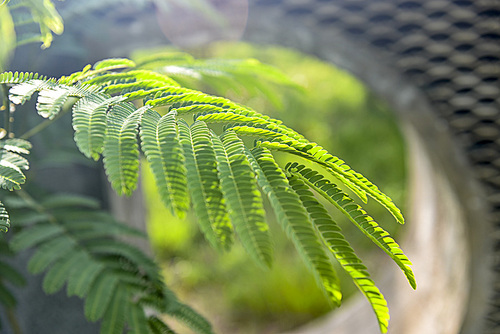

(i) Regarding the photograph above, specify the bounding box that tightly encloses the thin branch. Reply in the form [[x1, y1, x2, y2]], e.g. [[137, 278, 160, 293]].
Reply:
[[6, 307, 23, 334], [19, 104, 71, 140], [16, 189, 47, 215], [1, 83, 11, 138]]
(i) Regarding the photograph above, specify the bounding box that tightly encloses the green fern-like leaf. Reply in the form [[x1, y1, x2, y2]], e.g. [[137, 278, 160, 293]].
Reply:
[[103, 102, 144, 195], [0, 138, 32, 155], [58, 213, 146, 240], [72, 93, 125, 160], [221, 123, 372, 205], [100, 285, 128, 334], [138, 87, 290, 137], [0, 282, 16, 309], [1, 54, 414, 333], [178, 119, 233, 250], [6, 186, 206, 333], [36, 84, 84, 119], [169, 303, 214, 334], [140, 109, 189, 218], [60, 61, 139, 86], [7, 211, 49, 227], [287, 163, 416, 289], [85, 239, 161, 282], [0, 150, 28, 190], [148, 316, 176, 334], [1, 0, 62, 64], [196, 110, 274, 126], [0, 138, 31, 231], [133, 50, 299, 109], [8, 78, 55, 104], [211, 130, 272, 267], [83, 70, 180, 94], [0, 239, 26, 305], [7, 0, 63, 49], [93, 58, 136, 71], [71, 227, 137, 241], [288, 174, 390, 332], [27, 235, 76, 274], [127, 301, 151, 334], [0, 201, 10, 233], [140, 87, 210, 108], [261, 137, 405, 224], [58, 64, 93, 85], [228, 123, 368, 202], [10, 223, 64, 251], [84, 270, 120, 321], [66, 257, 104, 298], [37, 83, 102, 119], [7, 79, 101, 120], [0, 71, 47, 85], [246, 146, 342, 305], [42, 249, 87, 294], [40, 193, 100, 209], [0, 138, 30, 196], [0, 260, 25, 289]]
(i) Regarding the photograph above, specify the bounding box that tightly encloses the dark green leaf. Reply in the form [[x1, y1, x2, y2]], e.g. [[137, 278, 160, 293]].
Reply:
[[170, 303, 214, 334], [148, 316, 176, 334], [0, 283, 16, 308], [27, 236, 75, 274], [84, 271, 119, 322], [41, 194, 100, 209], [67, 257, 104, 298], [100, 285, 128, 334], [86, 240, 160, 282], [42, 250, 87, 294], [10, 224, 64, 252], [0, 260, 25, 287], [127, 302, 150, 334]]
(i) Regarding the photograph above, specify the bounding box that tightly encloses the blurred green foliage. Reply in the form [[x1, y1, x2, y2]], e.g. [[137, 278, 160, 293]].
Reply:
[[143, 42, 407, 333]]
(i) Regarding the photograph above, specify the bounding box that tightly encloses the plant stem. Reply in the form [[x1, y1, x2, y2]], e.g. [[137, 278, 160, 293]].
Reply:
[[20, 105, 71, 140], [6, 308, 23, 334], [16, 189, 45, 213], [1, 83, 11, 138], [16, 189, 59, 226]]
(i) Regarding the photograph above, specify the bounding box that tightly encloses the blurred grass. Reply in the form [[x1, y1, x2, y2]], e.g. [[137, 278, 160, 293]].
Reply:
[[143, 42, 407, 333]]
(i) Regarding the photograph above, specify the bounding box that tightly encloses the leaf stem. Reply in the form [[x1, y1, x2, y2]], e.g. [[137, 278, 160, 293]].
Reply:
[[6, 307, 23, 334], [1, 83, 11, 138], [16, 189, 46, 215], [19, 104, 71, 140]]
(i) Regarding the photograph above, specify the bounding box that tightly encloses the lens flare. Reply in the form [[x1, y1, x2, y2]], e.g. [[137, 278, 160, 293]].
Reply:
[[154, 0, 249, 49]]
